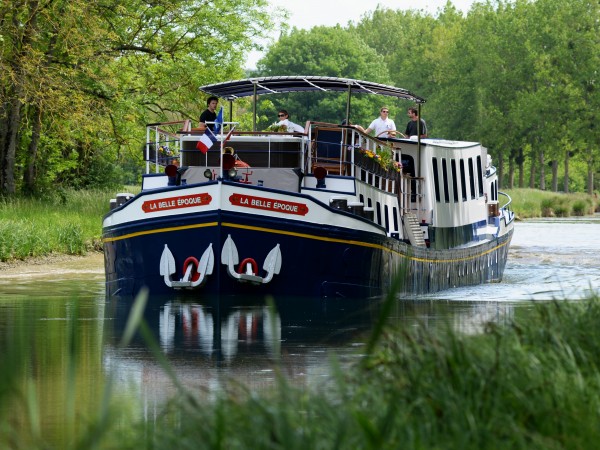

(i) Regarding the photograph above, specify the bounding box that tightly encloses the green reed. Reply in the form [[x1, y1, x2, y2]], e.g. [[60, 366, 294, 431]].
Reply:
[[130, 296, 600, 450], [2, 287, 600, 449]]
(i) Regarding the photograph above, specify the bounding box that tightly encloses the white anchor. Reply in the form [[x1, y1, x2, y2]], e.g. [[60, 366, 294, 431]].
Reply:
[[221, 234, 282, 285], [159, 243, 214, 289]]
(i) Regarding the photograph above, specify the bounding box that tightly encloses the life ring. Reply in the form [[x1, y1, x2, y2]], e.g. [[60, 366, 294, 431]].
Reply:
[[182, 256, 201, 282], [237, 257, 258, 275]]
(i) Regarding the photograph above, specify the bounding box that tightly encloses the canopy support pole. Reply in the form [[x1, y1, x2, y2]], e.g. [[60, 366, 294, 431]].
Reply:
[[252, 83, 257, 132], [345, 84, 352, 125], [417, 103, 422, 178]]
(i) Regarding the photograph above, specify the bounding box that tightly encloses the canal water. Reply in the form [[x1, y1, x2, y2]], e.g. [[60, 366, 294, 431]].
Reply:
[[0, 216, 599, 442]]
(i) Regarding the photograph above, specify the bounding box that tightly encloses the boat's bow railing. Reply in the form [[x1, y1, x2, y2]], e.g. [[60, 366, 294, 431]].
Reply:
[[145, 121, 189, 173], [498, 191, 515, 225]]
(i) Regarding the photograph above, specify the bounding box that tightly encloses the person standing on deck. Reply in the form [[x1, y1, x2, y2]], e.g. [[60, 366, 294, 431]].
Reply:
[[361, 107, 397, 138], [404, 106, 427, 138], [200, 96, 219, 130]]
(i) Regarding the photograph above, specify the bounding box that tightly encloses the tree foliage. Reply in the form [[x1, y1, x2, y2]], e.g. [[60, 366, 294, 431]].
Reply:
[[254, 26, 392, 128], [0, 0, 273, 194], [256, 0, 600, 193], [1, 0, 599, 195]]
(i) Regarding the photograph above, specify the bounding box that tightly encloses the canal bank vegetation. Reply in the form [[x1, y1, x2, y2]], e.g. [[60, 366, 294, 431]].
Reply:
[[2, 292, 600, 449], [0, 189, 114, 261], [0, 187, 597, 264], [506, 188, 600, 219]]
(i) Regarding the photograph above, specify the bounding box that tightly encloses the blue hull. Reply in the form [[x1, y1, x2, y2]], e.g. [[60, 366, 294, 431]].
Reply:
[[103, 197, 513, 300], [104, 208, 391, 299]]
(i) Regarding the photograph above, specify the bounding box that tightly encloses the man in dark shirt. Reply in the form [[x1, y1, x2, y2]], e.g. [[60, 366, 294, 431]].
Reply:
[[404, 107, 427, 138], [200, 96, 218, 130]]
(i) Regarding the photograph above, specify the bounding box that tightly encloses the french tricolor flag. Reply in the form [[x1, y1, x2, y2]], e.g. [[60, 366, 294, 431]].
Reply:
[[196, 127, 217, 154]]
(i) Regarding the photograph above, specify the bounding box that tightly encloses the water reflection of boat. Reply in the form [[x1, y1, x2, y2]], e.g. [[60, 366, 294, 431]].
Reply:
[[106, 296, 380, 363], [159, 302, 281, 360], [103, 297, 516, 417], [104, 297, 515, 394], [103, 296, 382, 401]]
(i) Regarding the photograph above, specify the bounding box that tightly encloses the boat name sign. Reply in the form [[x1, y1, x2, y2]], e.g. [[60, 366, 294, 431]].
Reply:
[[229, 193, 308, 216], [142, 193, 212, 213]]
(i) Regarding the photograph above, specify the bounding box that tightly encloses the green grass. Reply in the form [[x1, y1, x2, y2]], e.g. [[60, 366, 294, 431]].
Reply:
[[0, 189, 120, 261], [504, 188, 599, 219], [111, 295, 600, 449]]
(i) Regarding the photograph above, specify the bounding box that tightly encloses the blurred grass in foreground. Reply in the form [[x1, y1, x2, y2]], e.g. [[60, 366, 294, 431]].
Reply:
[[2, 287, 600, 449]]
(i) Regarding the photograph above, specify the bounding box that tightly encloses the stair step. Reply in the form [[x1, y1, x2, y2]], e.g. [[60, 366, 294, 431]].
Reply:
[[403, 213, 426, 247]]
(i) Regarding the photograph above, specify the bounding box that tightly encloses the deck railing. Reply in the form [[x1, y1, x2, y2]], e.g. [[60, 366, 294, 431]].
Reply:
[[145, 121, 410, 193]]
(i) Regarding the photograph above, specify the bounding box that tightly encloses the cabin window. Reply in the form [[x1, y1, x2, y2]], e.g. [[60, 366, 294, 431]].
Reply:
[[384, 205, 390, 232], [468, 157, 476, 199], [393, 207, 399, 233], [442, 158, 450, 203], [477, 156, 484, 197], [359, 194, 364, 204], [376, 202, 382, 225], [451, 159, 458, 203], [368, 197, 372, 207], [459, 159, 467, 201], [432, 157, 440, 202]]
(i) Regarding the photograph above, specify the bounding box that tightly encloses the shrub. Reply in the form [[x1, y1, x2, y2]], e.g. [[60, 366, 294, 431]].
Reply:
[[572, 200, 588, 216]]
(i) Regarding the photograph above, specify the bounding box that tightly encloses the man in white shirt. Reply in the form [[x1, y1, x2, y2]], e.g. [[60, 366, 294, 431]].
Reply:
[[363, 107, 396, 138]]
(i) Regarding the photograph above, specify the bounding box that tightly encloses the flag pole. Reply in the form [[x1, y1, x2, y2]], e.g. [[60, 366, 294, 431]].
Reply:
[[215, 106, 224, 179], [219, 128, 224, 179]]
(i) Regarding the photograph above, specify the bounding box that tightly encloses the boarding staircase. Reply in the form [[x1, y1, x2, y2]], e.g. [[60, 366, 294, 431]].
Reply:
[[403, 213, 426, 247]]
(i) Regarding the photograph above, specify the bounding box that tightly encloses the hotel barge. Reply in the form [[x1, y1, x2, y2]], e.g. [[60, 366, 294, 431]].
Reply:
[[102, 76, 514, 299]]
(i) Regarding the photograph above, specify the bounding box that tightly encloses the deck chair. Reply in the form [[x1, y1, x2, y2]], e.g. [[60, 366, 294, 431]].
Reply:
[[311, 127, 347, 175]]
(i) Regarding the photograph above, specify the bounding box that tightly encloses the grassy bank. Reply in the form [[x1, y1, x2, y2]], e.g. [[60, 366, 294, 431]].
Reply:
[[2, 293, 600, 449], [0, 189, 116, 261], [505, 188, 599, 219], [0, 187, 597, 263]]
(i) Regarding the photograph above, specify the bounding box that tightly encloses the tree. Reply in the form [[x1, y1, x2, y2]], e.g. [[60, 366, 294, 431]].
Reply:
[[255, 26, 392, 129], [0, 0, 274, 194]]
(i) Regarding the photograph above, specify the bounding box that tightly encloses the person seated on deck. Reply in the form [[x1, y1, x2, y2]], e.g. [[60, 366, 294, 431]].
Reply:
[[360, 107, 397, 138], [404, 106, 428, 139], [223, 146, 250, 168], [274, 110, 305, 133]]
